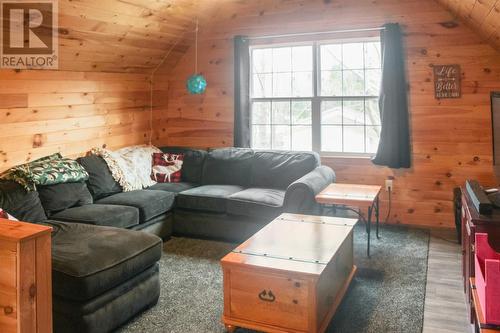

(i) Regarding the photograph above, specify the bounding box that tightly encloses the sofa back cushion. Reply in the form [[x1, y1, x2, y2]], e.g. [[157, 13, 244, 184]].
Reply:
[[160, 147, 207, 184], [201, 148, 254, 186], [250, 150, 320, 189], [0, 180, 47, 223], [37, 182, 93, 217], [77, 155, 122, 199]]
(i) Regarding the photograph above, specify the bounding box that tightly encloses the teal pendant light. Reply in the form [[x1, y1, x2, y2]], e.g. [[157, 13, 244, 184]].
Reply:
[[186, 19, 207, 94]]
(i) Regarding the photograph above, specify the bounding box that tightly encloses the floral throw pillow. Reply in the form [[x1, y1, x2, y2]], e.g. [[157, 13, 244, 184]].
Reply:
[[1, 153, 89, 191], [0, 208, 18, 221], [151, 153, 184, 183]]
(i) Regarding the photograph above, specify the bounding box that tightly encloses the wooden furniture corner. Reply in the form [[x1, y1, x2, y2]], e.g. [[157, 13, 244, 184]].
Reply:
[[0, 219, 53, 333]]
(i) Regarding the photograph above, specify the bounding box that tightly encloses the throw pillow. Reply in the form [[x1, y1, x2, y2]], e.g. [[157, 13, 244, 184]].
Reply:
[[77, 155, 122, 200], [0, 208, 18, 220], [1, 153, 89, 191], [0, 180, 47, 223], [37, 182, 93, 217], [151, 153, 184, 183]]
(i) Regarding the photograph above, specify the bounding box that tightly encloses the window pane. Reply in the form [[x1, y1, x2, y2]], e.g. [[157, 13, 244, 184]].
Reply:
[[321, 44, 342, 70], [343, 100, 364, 125], [252, 102, 271, 124], [321, 125, 342, 152], [364, 42, 381, 69], [272, 101, 290, 124], [292, 101, 312, 124], [252, 125, 271, 149], [252, 73, 272, 97], [272, 125, 291, 150], [320, 70, 342, 96], [366, 99, 381, 125], [253, 48, 272, 73], [292, 126, 312, 150], [366, 126, 381, 153], [272, 47, 291, 72], [292, 71, 313, 97], [292, 46, 313, 71], [342, 43, 364, 69], [365, 69, 381, 96], [321, 101, 342, 124], [273, 72, 292, 97], [343, 70, 364, 96], [343, 126, 364, 152]]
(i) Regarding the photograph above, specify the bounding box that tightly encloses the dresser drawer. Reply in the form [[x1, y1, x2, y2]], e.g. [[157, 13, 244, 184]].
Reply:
[[228, 269, 309, 331]]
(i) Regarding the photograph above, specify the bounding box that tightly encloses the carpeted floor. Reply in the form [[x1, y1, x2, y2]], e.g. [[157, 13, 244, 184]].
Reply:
[[118, 224, 429, 333]]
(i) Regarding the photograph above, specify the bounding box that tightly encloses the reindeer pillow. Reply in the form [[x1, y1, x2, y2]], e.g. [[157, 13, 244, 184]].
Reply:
[[151, 153, 184, 183]]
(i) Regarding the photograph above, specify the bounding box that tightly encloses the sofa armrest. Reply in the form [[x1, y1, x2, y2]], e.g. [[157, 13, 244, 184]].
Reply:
[[283, 166, 335, 215]]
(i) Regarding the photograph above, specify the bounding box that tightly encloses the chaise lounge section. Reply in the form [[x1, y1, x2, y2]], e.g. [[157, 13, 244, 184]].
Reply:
[[0, 180, 163, 333]]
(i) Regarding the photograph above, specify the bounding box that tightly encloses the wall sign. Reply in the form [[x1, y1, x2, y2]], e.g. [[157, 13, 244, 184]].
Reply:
[[433, 64, 461, 99]]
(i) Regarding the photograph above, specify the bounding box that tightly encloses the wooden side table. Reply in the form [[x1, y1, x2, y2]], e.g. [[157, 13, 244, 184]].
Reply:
[[316, 183, 382, 257], [0, 219, 52, 333]]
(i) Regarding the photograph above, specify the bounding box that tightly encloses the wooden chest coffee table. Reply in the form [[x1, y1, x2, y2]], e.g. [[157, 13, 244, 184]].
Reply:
[[221, 213, 357, 333]]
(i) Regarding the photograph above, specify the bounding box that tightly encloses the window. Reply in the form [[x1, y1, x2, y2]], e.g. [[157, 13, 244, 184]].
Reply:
[[250, 38, 382, 155]]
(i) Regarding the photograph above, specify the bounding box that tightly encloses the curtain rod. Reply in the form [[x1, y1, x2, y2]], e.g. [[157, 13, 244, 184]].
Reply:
[[247, 27, 385, 40]]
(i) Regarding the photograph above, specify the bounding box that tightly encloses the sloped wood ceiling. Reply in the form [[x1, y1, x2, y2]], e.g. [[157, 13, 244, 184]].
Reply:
[[56, 0, 217, 73], [54, 0, 500, 73], [436, 0, 500, 51]]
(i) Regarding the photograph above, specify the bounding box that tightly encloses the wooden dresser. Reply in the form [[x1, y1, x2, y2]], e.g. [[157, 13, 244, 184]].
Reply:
[[461, 189, 500, 327], [0, 219, 52, 333]]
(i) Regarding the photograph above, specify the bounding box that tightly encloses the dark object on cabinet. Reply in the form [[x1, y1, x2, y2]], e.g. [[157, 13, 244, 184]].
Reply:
[[466, 180, 493, 215]]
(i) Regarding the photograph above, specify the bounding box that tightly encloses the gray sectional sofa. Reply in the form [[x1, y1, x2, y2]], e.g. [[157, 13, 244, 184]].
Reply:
[[0, 147, 335, 333]]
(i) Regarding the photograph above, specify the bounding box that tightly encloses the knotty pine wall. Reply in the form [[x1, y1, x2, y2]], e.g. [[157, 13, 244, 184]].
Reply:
[[152, 0, 500, 228], [0, 70, 168, 171]]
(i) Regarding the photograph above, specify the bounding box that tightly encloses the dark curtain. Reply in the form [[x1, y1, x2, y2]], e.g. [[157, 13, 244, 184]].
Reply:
[[233, 35, 251, 148], [372, 23, 411, 168]]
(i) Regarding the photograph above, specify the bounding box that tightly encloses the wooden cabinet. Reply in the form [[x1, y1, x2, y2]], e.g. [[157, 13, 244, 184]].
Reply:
[[0, 219, 52, 333], [461, 189, 500, 324]]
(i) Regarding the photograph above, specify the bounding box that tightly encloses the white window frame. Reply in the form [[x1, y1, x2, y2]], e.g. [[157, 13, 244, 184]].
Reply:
[[249, 36, 381, 157]]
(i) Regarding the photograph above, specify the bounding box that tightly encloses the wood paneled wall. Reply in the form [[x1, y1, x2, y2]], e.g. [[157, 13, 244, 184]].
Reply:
[[0, 69, 156, 171], [152, 0, 500, 228]]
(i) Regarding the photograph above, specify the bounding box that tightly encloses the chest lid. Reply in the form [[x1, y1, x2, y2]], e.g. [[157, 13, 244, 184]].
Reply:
[[226, 214, 355, 272]]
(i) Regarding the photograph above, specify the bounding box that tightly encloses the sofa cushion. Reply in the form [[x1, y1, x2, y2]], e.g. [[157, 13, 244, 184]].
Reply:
[[45, 220, 162, 301], [160, 147, 207, 183], [251, 150, 320, 189], [176, 185, 244, 213], [202, 148, 254, 186], [51, 204, 139, 228], [96, 190, 175, 222], [37, 182, 93, 217], [0, 180, 47, 223], [147, 182, 198, 193], [77, 155, 122, 200], [227, 188, 285, 219]]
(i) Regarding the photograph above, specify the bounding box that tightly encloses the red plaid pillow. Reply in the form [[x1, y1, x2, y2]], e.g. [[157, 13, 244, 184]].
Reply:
[[151, 153, 184, 183], [0, 208, 18, 221]]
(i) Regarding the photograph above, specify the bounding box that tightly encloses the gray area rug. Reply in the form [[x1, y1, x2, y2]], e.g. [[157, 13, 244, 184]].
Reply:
[[119, 224, 429, 333]]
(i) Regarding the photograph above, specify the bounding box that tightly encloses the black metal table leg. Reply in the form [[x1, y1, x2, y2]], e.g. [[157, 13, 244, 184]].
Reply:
[[376, 195, 380, 239], [367, 205, 372, 257]]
